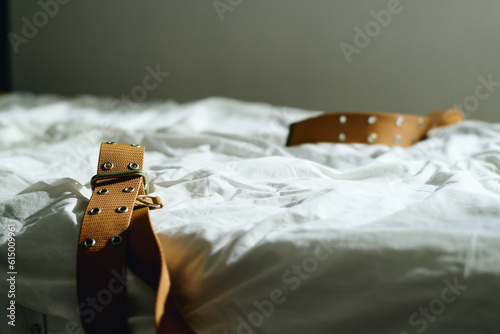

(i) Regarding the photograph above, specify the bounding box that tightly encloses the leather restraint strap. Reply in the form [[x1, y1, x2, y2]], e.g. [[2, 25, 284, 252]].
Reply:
[[286, 108, 464, 147], [77, 142, 194, 334]]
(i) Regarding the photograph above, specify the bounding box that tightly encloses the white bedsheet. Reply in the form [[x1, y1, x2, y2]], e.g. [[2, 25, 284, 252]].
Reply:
[[1, 93, 500, 334]]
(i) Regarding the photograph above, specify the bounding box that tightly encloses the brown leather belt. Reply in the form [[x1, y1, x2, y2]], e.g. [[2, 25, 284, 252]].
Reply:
[[286, 108, 464, 147], [77, 142, 194, 333]]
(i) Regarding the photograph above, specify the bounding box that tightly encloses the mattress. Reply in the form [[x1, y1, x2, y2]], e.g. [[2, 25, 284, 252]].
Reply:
[[1, 93, 499, 333]]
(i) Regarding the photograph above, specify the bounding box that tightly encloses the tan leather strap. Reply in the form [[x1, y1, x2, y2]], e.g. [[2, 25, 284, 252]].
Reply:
[[286, 108, 464, 147], [77, 142, 194, 334]]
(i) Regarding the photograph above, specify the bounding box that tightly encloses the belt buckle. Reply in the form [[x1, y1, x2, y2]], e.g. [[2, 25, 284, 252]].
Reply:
[[90, 169, 150, 195]]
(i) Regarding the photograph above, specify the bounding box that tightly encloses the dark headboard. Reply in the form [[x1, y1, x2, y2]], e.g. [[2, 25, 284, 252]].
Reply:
[[1, 1, 10, 91]]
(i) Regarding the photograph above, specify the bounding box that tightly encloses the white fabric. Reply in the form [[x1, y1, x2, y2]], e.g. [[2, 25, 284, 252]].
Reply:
[[1, 92, 500, 334]]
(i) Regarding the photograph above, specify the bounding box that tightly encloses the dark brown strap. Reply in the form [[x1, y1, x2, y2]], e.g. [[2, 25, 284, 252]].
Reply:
[[77, 142, 194, 333], [286, 108, 464, 147]]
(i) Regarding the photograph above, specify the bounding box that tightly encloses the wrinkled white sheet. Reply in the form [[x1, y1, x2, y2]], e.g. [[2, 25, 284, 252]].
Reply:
[[1, 93, 500, 334]]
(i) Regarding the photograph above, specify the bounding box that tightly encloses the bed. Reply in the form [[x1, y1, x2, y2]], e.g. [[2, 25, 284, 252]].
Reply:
[[1, 92, 499, 333]]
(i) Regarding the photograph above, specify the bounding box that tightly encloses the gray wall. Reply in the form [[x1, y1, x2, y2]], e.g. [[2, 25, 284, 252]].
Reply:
[[9, 0, 500, 122]]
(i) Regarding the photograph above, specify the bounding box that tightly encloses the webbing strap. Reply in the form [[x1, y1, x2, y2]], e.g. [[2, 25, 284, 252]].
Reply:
[[77, 142, 194, 334], [286, 108, 465, 147]]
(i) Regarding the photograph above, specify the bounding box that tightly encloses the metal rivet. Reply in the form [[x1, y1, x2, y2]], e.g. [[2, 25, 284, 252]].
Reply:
[[338, 132, 346, 142], [89, 208, 101, 215], [116, 206, 129, 213], [106, 141, 116, 144], [339, 115, 347, 124], [367, 133, 378, 143], [123, 187, 135, 193], [368, 116, 377, 124], [394, 134, 401, 145], [128, 162, 139, 170], [111, 235, 123, 246], [102, 161, 114, 170], [83, 238, 96, 248], [131, 144, 141, 147], [418, 118, 424, 127], [97, 189, 109, 195], [395, 116, 404, 127]]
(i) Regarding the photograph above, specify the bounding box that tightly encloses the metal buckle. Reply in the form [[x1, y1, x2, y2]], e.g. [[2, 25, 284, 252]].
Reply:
[[136, 195, 163, 209], [90, 170, 150, 195]]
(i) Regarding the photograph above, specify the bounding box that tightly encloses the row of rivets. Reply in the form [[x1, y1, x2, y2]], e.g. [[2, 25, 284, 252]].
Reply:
[[88, 206, 129, 214], [102, 143, 141, 171], [97, 187, 135, 194], [83, 235, 123, 248], [338, 115, 425, 128], [341, 115, 385, 124], [338, 133, 403, 144], [102, 161, 140, 171], [106, 142, 141, 148]]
